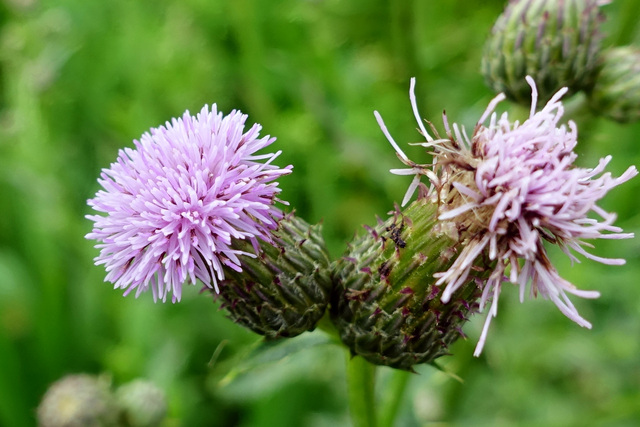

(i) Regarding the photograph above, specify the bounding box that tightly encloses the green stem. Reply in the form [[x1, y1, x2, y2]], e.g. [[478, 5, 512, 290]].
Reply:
[[378, 370, 412, 427], [315, 311, 342, 344], [346, 354, 377, 427]]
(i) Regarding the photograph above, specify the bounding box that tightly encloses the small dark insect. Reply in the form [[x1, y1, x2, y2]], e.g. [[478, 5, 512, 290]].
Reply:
[[386, 223, 406, 249], [378, 260, 392, 280]]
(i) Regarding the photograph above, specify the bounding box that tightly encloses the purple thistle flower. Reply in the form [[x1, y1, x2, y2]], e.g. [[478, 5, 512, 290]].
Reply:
[[86, 105, 292, 302], [375, 77, 637, 356]]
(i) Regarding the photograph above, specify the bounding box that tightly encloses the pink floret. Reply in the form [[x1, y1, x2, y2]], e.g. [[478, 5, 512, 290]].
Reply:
[[86, 105, 291, 302]]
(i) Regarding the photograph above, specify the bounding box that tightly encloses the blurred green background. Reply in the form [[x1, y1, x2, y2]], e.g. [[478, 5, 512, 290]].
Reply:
[[1, 0, 639, 425]]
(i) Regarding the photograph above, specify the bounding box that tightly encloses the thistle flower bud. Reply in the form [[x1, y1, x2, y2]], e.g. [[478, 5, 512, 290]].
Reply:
[[37, 374, 118, 427], [115, 380, 168, 427], [217, 214, 333, 338], [482, 0, 605, 105], [331, 201, 487, 370], [588, 46, 640, 123]]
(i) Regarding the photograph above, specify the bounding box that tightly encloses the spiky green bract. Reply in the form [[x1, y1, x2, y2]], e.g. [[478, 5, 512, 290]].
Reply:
[[217, 215, 333, 339], [482, 0, 605, 106], [330, 200, 487, 371], [588, 46, 640, 123]]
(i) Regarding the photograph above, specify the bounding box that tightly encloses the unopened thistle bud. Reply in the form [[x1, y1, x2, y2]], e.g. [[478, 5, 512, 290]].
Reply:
[[37, 374, 118, 427], [588, 46, 640, 123], [482, 0, 606, 106], [334, 77, 636, 370], [116, 380, 168, 427], [217, 214, 333, 338], [331, 201, 487, 370]]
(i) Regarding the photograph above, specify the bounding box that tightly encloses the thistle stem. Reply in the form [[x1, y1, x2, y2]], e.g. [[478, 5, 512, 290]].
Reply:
[[346, 354, 377, 427], [315, 311, 342, 344], [378, 369, 412, 427]]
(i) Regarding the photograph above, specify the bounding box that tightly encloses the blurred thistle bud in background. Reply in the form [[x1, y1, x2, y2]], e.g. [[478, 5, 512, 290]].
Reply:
[[482, 0, 607, 106], [37, 374, 118, 427], [216, 214, 333, 338], [588, 46, 640, 123], [86, 105, 291, 302], [331, 77, 636, 370], [116, 380, 168, 427]]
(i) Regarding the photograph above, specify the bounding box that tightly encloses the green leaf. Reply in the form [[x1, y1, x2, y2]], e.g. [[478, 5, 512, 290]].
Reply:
[[215, 331, 337, 387]]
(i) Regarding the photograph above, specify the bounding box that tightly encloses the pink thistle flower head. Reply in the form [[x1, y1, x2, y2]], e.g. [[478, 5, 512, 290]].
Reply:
[[376, 77, 637, 356], [86, 105, 292, 302]]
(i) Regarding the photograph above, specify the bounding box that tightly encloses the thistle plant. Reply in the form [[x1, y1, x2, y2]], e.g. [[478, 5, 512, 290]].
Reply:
[[217, 214, 333, 338], [330, 76, 636, 372], [82, 4, 639, 422], [85, 105, 337, 340], [83, 77, 637, 426], [115, 380, 168, 427], [330, 200, 487, 370], [37, 375, 168, 427], [588, 46, 640, 123], [37, 375, 118, 427], [482, 0, 606, 105], [86, 105, 291, 302]]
